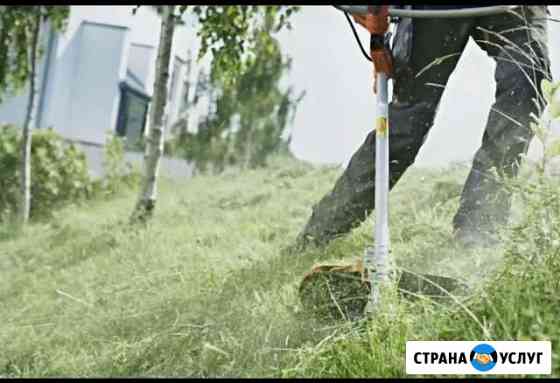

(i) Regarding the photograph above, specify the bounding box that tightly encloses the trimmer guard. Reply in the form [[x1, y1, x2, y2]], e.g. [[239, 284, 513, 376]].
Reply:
[[299, 260, 469, 321]]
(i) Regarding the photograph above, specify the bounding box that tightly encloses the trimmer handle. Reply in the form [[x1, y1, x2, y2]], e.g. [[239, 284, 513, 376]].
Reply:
[[334, 5, 519, 18]]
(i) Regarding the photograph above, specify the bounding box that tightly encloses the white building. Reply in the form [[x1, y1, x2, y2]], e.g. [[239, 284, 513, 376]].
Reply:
[[0, 5, 192, 147]]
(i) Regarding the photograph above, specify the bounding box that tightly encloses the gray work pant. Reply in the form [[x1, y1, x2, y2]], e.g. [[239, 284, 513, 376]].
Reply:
[[298, 6, 551, 247]]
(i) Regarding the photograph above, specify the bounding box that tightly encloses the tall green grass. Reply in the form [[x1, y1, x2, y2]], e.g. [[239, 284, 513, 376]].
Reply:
[[0, 154, 559, 377], [285, 163, 560, 378]]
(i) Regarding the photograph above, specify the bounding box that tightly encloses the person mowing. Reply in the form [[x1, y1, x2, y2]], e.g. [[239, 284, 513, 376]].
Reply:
[[296, 5, 552, 250]]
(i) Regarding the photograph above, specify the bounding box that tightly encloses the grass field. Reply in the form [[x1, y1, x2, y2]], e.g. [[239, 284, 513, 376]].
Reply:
[[1, 155, 559, 378]]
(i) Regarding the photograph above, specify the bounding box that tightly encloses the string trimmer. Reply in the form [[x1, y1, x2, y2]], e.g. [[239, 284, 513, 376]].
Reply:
[[299, 5, 519, 321]]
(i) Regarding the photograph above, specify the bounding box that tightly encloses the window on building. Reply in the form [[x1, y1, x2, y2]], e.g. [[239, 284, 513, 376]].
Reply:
[[116, 82, 151, 146]]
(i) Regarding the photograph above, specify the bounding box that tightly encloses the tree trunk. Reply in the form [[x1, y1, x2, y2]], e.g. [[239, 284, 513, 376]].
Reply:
[[19, 10, 42, 224], [178, 53, 192, 141], [242, 118, 255, 170], [131, 5, 176, 223]]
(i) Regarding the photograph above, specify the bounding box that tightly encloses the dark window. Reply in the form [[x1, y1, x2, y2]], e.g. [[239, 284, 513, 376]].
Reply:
[[116, 82, 150, 145]]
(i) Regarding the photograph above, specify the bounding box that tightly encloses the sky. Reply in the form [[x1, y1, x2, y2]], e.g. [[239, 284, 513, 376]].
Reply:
[[276, 6, 560, 168]]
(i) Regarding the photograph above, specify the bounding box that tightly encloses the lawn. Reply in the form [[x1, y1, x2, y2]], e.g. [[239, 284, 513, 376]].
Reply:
[[1, 155, 558, 377]]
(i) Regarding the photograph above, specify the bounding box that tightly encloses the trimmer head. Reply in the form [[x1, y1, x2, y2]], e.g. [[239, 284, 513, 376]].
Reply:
[[299, 260, 469, 321], [299, 262, 370, 321]]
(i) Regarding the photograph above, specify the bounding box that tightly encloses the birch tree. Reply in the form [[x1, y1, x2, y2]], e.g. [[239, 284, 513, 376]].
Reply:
[[130, 5, 298, 222], [19, 9, 42, 224], [0, 6, 69, 224], [131, 5, 177, 222]]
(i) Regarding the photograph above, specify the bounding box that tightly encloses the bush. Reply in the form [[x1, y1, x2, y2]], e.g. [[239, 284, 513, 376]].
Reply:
[[100, 134, 137, 196], [86, 133, 142, 200], [0, 125, 92, 220]]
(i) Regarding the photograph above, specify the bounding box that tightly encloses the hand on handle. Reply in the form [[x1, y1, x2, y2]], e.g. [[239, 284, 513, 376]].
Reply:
[[350, 7, 392, 94]]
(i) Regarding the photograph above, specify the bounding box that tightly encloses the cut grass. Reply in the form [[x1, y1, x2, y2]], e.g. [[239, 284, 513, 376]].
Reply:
[[0, 155, 558, 377]]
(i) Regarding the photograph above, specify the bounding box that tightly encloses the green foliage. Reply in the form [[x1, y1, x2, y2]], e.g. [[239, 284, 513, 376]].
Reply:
[[171, 12, 304, 174], [187, 6, 299, 86], [0, 6, 69, 102], [0, 125, 91, 220], [101, 134, 122, 192], [128, 6, 301, 175], [132, 6, 298, 89], [98, 132, 141, 197]]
